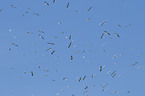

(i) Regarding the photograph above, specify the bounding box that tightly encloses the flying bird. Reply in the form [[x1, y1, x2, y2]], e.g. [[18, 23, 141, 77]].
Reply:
[[99, 20, 106, 26], [8, 48, 11, 51], [51, 50, 55, 55], [0, 9, 3, 12], [88, 6, 92, 11], [33, 13, 39, 16], [48, 43, 55, 45], [101, 33, 104, 39], [44, 1, 49, 6], [38, 30, 44, 33], [10, 5, 16, 8], [27, 32, 33, 34], [39, 34, 44, 40], [12, 43, 19, 47], [78, 77, 81, 82], [85, 18, 91, 20], [69, 35, 71, 40], [46, 48, 52, 51], [116, 24, 121, 27], [68, 42, 72, 48], [103, 83, 109, 88], [71, 55, 73, 60], [67, 3, 69, 8], [31, 71, 33, 76], [83, 75, 86, 80], [91, 75, 94, 78], [114, 33, 120, 37], [131, 62, 139, 66], [104, 31, 110, 35], [85, 86, 88, 90], [100, 66, 102, 72], [62, 77, 67, 80], [53, 0, 55, 3]]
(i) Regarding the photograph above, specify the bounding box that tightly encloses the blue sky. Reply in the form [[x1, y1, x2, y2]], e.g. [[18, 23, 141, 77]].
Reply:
[[0, 0, 145, 96]]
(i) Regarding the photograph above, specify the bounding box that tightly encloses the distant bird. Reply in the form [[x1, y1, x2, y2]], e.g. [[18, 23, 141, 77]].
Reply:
[[91, 75, 94, 78], [38, 30, 44, 33], [116, 24, 121, 27], [71, 55, 73, 60], [33, 13, 39, 16], [8, 48, 11, 51], [100, 66, 102, 72], [62, 77, 67, 80], [83, 75, 86, 80], [104, 31, 110, 35], [69, 35, 71, 40], [85, 18, 91, 20], [10, 5, 16, 8], [39, 34, 44, 40], [101, 33, 104, 39], [99, 20, 106, 26], [68, 42, 72, 48], [53, 0, 55, 3], [46, 48, 52, 51], [131, 62, 139, 66], [67, 3, 69, 8], [114, 33, 120, 37], [31, 71, 33, 76], [48, 43, 55, 45], [78, 77, 81, 82], [88, 6, 92, 11], [44, 1, 49, 6], [103, 83, 109, 88], [0, 9, 3, 12], [51, 50, 55, 55], [12, 43, 19, 47], [85, 86, 88, 90], [27, 32, 33, 34]]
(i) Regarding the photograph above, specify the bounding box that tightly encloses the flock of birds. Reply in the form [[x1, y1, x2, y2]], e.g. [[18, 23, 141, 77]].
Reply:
[[1, 0, 144, 96]]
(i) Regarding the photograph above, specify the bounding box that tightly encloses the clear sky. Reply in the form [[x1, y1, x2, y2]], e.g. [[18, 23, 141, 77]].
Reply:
[[0, 0, 145, 96]]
